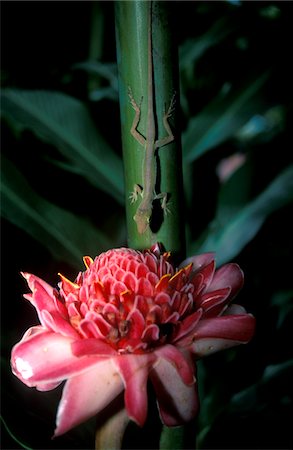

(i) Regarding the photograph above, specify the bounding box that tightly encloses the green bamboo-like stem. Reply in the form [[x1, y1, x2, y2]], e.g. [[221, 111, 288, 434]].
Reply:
[[95, 407, 129, 450], [115, 1, 185, 262]]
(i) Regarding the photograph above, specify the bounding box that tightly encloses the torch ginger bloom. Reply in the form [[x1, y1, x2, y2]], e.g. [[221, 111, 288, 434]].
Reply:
[[11, 244, 255, 437]]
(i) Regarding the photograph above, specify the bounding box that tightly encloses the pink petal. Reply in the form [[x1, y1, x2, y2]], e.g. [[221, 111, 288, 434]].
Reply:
[[123, 271, 137, 291], [71, 338, 118, 357], [154, 345, 195, 386], [21, 273, 72, 335], [114, 354, 156, 426], [199, 287, 231, 314], [172, 310, 203, 343], [150, 356, 198, 426], [22, 272, 55, 301], [142, 324, 160, 342], [190, 272, 205, 296], [208, 263, 244, 299], [54, 359, 124, 437], [11, 329, 106, 387], [137, 278, 154, 296], [189, 314, 256, 357], [36, 381, 62, 392], [197, 260, 216, 291], [22, 273, 59, 321], [127, 309, 145, 340], [41, 310, 80, 339]]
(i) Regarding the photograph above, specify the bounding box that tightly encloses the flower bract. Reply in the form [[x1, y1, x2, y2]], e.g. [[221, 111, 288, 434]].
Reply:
[[11, 244, 255, 437]]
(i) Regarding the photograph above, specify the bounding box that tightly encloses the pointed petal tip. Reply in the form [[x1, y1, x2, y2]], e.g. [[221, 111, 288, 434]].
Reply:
[[83, 255, 94, 269], [21, 271, 34, 285], [53, 362, 124, 437]]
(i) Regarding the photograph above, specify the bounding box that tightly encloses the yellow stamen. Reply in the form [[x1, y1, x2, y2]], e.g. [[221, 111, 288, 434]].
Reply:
[[163, 251, 171, 260], [83, 256, 94, 269], [169, 268, 185, 283], [58, 273, 80, 289], [155, 273, 172, 290], [181, 262, 193, 276], [121, 289, 131, 297]]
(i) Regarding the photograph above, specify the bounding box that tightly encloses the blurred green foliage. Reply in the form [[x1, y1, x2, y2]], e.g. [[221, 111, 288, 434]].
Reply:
[[1, 1, 292, 449]]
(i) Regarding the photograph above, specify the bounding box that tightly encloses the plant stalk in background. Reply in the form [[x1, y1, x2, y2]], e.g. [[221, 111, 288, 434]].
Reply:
[[115, 1, 185, 260]]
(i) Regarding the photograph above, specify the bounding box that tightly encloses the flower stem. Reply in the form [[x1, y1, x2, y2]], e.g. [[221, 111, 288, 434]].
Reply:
[[115, 1, 185, 260], [95, 407, 129, 450]]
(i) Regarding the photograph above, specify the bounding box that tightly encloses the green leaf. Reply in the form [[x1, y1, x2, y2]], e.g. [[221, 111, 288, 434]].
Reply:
[[73, 61, 119, 102], [73, 60, 118, 88], [0, 415, 33, 450], [180, 17, 235, 70], [231, 359, 293, 413], [1, 89, 124, 204], [190, 166, 293, 264], [182, 72, 269, 162], [215, 158, 253, 222], [1, 157, 112, 266], [271, 290, 293, 329]]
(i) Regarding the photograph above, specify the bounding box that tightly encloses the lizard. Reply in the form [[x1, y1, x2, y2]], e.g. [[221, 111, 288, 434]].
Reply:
[[128, 1, 175, 235]]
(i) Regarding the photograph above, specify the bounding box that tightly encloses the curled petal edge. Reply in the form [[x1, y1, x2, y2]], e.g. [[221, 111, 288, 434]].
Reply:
[[189, 313, 256, 357], [54, 360, 124, 437], [11, 329, 108, 388]]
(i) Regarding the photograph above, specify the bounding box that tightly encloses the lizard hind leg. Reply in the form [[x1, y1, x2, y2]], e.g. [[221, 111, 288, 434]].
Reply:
[[128, 86, 146, 147], [155, 92, 176, 149], [164, 91, 176, 119], [155, 192, 171, 216]]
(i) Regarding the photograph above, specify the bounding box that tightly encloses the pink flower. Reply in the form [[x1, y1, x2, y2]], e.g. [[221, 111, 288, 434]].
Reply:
[[11, 244, 255, 437]]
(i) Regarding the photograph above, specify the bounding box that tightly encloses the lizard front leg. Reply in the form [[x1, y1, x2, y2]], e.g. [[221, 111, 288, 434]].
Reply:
[[129, 184, 143, 204]]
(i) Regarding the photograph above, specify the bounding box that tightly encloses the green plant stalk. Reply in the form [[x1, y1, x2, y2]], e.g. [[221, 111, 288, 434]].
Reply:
[[115, 1, 185, 261]]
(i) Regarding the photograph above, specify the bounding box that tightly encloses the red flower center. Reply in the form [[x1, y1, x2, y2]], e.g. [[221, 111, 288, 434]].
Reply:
[[58, 247, 195, 353]]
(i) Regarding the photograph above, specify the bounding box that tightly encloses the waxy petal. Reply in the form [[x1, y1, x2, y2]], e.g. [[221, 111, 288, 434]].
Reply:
[[172, 309, 203, 343], [22, 272, 55, 301], [190, 314, 256, 357], [199, 287, 231, 314], [71, 338, 118, 357], [155, 345, 195, 386], [11, 329, 106, 387], [21, 273, 63, 325], [151, 356, 198, 426], [197, 260, 216, 292], [209, 263, 244, 299], [37, 380, 63, 392], [114, 354, 156, 426], [54, 359, 124, 436], [41, 310, 80, 339]]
